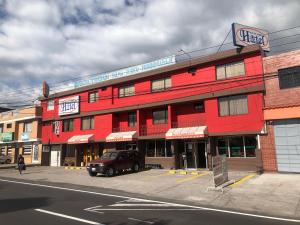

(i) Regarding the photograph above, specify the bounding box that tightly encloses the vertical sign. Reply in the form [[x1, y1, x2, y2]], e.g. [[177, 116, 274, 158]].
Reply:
[[212, 155, 229, 187], [54, 121, 60, 135], [232, 23, 270, 51]]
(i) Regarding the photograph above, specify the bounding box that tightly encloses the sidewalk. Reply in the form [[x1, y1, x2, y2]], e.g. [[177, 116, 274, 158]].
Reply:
[[0, 167, 299, 219], [0, 163, 40, 169]]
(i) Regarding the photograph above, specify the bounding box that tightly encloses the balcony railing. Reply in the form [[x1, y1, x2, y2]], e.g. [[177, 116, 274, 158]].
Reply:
[[140, 124, 169, 136], [171, 120, 206, 128], [112, 126, 137, 133]]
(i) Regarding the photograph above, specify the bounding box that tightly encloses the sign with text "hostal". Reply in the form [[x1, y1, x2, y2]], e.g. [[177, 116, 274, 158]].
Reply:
[[232, 23, 270, 51], [58, 96, 80, 116]]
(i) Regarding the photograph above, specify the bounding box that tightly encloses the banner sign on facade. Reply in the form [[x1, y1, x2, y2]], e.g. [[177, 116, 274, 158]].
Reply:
[[232, 23, 270, 51], [58, 96, 79, 116], [74, 55, 176, 88], [212, 155, 229, 187], [0, 132, 14, 142], [54, 121, 60, 135]]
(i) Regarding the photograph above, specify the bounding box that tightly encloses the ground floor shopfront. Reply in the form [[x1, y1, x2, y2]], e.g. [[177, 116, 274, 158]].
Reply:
[[0, 141, 42, 164], [43, 134, 262, 172]]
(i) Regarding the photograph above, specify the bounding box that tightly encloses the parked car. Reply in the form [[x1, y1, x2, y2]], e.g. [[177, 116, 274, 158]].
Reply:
[[0, 155, 12, 164], [87, 150, 141, 177]]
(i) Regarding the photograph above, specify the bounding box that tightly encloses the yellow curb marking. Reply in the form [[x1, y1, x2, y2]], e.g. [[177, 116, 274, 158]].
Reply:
[[176, 172, 209, 184], [179, 171, 188, 175], [230, 174, 256, 188], [191, 171, 201, 175], [168, 170, 176, 174]]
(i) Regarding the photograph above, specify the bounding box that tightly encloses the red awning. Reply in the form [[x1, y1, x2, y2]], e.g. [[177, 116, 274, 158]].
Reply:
[[165, 126, 207, 139], [68, 134, 94, 144], [106, 131, 137, 142]]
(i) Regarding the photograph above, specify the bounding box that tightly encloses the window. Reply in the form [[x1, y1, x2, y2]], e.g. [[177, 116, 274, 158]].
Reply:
[[63, 119, 74, 132], [0, 124, 3, 133], [217, 136, 257, 158], [146, 140, 173, 157], [23, 145, 32, 155], [24, 122, 32, 133], [216, 61, 245, 80], [47, 100, 54, 111], [278, 66, 300, 89], [1, 146, 6, 156], [128, 112, 137, 127], [194, 102, 205, 112], [151, 77, 171, 92], [218, 95, 248, 116], [88, 91, 99, 103], [119, 85, 135, 97], [81, 116, 94, 130], [153, 109, 168, 124], [6, 123, 12, 129]]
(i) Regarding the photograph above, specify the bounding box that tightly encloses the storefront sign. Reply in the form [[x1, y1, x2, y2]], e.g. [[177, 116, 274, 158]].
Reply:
[[0, 132, 14, 142], [58, 96, 79, 116], [21, 132, 30, 141], [232, 23, 270, 51], [74, 55, 176, 88], [212, 155, 228, 187]]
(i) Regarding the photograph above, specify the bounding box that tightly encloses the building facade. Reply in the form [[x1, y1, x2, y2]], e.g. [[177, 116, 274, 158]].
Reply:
[[0, 106, 42, 164], [40, 45, 265, 171], [261, 49, 300, 172]]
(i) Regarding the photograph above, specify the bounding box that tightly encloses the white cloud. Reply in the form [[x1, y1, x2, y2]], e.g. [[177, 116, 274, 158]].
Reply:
[[0, 0, 299, 107]]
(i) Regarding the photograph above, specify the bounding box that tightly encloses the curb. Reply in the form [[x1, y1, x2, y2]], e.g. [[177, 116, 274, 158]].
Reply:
[[168, 170, 208, 175], [64, 166, 85, 170], [0, 164, 41, 169]]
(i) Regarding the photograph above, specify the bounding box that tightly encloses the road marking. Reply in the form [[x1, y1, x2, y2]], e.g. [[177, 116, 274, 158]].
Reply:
[[111, 203, 178, 207], [176, 172, 209, 184], [1, 178, 300, 223], [35, 209, 103, 225], [230, 174, 256, 188], [128, 217, 154, 224]]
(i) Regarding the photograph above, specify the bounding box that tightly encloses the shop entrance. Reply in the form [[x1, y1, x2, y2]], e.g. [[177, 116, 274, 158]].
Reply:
[[77, 144, 101, 167], [184, 141, 207, 169]]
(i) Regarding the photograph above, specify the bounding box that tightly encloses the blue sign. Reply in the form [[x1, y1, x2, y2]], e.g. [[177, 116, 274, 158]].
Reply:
[[232, 23, 270, 51], [74, 55, 176, 88]]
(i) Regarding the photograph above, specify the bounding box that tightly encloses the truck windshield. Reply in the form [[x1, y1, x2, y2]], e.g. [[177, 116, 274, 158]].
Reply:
[[101, 152, 118, 160]]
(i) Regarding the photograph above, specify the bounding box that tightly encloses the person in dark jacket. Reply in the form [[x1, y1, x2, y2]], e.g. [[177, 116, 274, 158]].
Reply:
[[17, 154, 25, 174]]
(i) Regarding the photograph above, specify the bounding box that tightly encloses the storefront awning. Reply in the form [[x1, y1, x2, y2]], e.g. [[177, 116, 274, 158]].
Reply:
[[165, 126, 207, 139], [68, 134, 94, 144], [106, 131, 137, 142]]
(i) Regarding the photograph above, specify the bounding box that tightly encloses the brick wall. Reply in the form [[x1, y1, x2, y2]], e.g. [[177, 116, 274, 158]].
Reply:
[[263, 50, 300, 108], [260, 124, 277, 171]]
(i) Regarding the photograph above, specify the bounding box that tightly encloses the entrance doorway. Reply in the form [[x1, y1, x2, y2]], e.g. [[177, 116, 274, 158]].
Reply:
[[184, 141, 206, 169]]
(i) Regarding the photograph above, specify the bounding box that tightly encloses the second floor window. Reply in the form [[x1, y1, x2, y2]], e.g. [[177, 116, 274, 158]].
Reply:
[[153, 109, 168, 124], [278, 66, 300, 89], [128, 112, 137, 127], [81, 116, 94, 130], [24, 122, 32, 133], [119, 85, 135, 98], [0, 124, 3, 133], [63, 119, 74, 132], [88, 91, 99, 103], [151, 77, 171, 92], [47, 100, 54, 111], [216, 61, 245, 80], [218, 95, 248, 116], [7, 123, 12, 129]]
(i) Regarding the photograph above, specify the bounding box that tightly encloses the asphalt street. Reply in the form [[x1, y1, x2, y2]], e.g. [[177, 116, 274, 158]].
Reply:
[[0, 177, 299, 225]]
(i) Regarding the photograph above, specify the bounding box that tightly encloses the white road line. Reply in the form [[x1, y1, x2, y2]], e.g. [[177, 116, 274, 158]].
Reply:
[[111, 203, 177, 207], [128, 217, 154, 224], [1, 178, 299, 223], [34, 209, 103, 225]]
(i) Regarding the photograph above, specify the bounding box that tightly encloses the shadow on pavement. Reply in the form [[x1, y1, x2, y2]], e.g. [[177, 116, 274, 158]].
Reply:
[[0, 197, 50, 214]]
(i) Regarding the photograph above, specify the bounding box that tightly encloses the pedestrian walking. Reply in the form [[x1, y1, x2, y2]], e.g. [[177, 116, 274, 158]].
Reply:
[[17, 154, 25, 174]]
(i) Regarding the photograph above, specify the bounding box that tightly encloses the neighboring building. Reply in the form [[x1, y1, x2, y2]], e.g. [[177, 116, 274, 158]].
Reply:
[[0, 106, 42, 164], [40, 45, 265, 171], [261, 49, 300, 173]]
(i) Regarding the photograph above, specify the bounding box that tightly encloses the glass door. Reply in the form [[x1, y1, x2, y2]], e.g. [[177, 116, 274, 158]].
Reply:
[[184, 142, 197, 169]]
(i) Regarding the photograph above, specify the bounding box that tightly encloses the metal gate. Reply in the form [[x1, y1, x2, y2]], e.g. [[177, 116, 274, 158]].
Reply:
[[274, 119, 300, 173]]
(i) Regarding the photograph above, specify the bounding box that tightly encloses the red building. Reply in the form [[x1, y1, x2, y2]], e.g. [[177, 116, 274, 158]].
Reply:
[[40, 45, 264, 171]]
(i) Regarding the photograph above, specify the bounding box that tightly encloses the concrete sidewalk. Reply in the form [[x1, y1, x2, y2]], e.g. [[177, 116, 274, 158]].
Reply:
[[0, 167, 299, 219], [0, 163, 40, 169]]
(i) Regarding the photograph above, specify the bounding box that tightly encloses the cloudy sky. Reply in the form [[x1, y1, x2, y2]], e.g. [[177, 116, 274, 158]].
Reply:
[[0, 0, 299, 107]]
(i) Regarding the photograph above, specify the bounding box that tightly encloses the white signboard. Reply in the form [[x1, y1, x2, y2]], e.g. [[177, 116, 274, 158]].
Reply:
[[54, 121, 60, 135], [58, 96, 79, 116], [232, 23, 270, 51], [74, 55, 176, 88]]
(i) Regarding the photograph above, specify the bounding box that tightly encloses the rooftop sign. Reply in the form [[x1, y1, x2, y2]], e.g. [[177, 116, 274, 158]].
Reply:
[[232, 23, 270, 51], [74, 55, 176, 88]]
